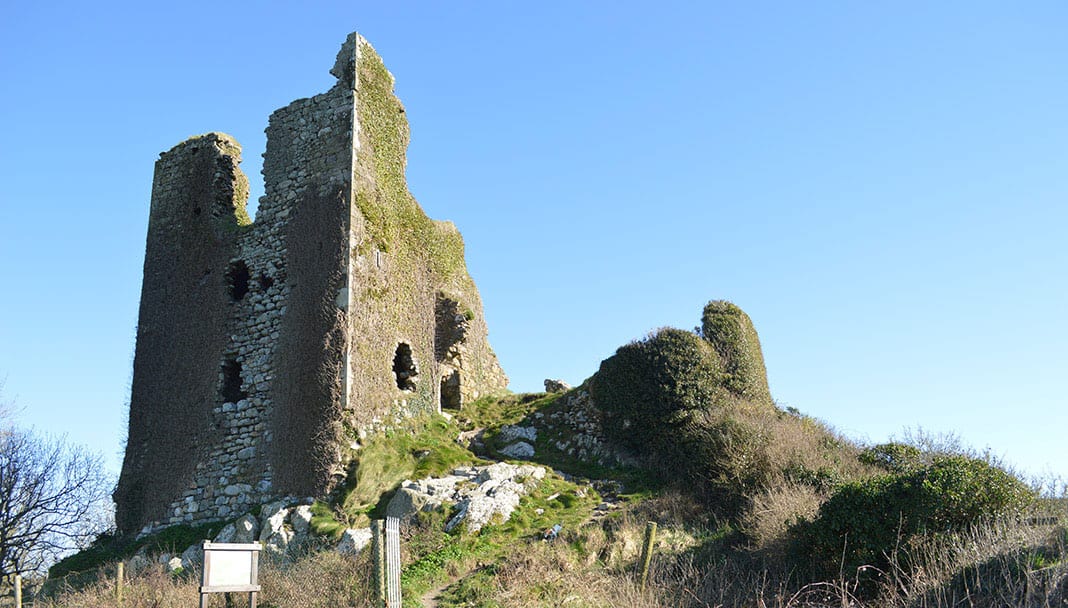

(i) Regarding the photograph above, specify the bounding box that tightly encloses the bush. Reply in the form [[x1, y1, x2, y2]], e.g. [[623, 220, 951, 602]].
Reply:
[[859, 442, 923, 473], [590, 305, 868, 519], [701, 300, 771, 404], [804, 455, 1035, 581], [591, 327, 725, 456]]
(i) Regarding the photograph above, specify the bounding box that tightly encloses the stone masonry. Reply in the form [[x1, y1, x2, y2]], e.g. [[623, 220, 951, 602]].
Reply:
[[114, 33, 508, 535]]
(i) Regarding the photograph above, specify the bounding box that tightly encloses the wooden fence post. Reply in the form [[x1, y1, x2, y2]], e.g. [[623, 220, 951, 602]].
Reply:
[[117, 561, 125, 604], [639, 521, 657, 592]]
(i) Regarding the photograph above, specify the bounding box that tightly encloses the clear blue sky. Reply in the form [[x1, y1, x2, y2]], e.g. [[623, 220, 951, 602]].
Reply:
[[1, 1, 1065, 485]]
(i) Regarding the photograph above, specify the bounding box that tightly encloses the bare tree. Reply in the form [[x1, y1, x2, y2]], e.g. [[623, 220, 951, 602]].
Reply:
[[0, 427, 112, 584]]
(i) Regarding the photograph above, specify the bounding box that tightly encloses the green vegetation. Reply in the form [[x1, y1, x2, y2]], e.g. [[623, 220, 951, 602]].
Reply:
[[803, 454, 1036, 580], [354, 46, 468, 285], [591, 328, 725, 455], [589, 321, 865, 517], [42, 301, 1068, 608], [700, 300, 772, 403], [398, 472, 600, 606], [317, 415, 485, 533], [859, 441, 924, 472]]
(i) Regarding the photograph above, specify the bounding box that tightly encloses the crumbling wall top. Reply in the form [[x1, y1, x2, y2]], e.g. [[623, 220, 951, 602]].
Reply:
[[330, 32, 367, 90]]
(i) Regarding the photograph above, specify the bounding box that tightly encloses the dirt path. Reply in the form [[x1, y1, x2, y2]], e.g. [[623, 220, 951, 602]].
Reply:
[[420, 574, 462, 608]]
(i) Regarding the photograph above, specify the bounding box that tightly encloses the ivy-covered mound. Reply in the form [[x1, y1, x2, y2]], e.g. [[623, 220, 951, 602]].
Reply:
[[589, 300, 861, 517]]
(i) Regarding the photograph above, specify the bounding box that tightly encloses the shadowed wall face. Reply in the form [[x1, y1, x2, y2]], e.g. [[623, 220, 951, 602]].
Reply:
[[114, 134, 249, 533]]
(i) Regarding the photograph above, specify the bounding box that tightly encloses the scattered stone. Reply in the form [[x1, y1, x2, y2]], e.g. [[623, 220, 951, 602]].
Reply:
[[164, 556, 183, 573], [180, 543, 203, 569], [457, 428, 485, 450], [447, 464, 546, 533], [290, 505, 313, 536], [125, 553, 151, 576], [259, 501, 293, 556]]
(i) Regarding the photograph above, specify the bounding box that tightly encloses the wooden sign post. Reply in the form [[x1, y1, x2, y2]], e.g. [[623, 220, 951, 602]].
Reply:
[[199, 542, 262, 608]]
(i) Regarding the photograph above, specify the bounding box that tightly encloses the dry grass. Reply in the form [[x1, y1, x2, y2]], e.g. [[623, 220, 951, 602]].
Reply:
[[740, 482, 823, 553], [875, 518, 1068, 608], [32, 518, 1068, 608], [31, 550, 376, 608]]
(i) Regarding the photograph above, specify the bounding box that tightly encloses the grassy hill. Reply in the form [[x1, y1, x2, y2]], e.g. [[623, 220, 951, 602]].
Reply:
[[38, 302, 1067, 608]]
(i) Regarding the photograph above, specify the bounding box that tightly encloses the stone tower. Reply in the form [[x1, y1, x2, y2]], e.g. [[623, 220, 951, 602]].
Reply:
[[114, 34, 508, 534]]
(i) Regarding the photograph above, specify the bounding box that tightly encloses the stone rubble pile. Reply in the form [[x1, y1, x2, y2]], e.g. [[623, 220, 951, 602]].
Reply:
[[544, 378, 572, 393], [532, 389, 633, 468]]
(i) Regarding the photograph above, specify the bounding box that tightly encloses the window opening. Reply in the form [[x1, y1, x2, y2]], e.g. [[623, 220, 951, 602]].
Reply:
[[220, 358, 248, 403], [392, 343, 417, 391], [226, 260, 250, 301], [440, 370, 461, 411]]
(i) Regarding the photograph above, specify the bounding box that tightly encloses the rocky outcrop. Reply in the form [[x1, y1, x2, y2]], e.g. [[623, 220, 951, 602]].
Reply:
[[387, 463, 546, 533], [544, 379, 571, 393], [336, 528, 372, 555]]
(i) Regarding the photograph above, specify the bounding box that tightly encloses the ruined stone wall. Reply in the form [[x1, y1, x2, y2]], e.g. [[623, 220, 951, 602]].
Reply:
[[344, 36, 507, 439], [115, 34, 508, 535], [263, 74, 354, 498], [114, 134, 251, 533]]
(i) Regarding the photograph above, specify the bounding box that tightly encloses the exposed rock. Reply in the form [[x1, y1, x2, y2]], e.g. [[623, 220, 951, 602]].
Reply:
[[446, 463, 546, 533], [180, 543, 203, 569], [457, 428, 485, 451], [124, 553, 151, 576], [498, 425, 537, 444], [163, 555, 184, 573], [259, 501, 293, 556], [544, 379, 571, 393], [386, 487, 433, 521], [337, 528, 372, 555], [214, 513, 260, 544], [381, 463, 547, 535], [291, 504, 313, 536], [500, 441, 535, 459]]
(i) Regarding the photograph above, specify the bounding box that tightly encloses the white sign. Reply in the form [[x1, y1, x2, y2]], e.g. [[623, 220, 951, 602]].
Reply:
[[200, 542, 262, 594]]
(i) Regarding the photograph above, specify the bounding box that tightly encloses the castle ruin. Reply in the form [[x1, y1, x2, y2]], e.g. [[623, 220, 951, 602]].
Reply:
[[114, 33, 508, 534]]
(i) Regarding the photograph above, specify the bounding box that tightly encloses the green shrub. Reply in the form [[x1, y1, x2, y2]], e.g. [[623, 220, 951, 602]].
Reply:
[[589, 306, 866, 519], [804, 455, 1034, 580], [590, 327, 780, 514], [700, 300, 771, 403], [590, 327, 724, 455], [858, 442, 923, 472]]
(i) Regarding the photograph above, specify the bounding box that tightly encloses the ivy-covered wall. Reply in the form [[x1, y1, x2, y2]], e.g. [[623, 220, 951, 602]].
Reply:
[[115, 34, 507, 535]]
